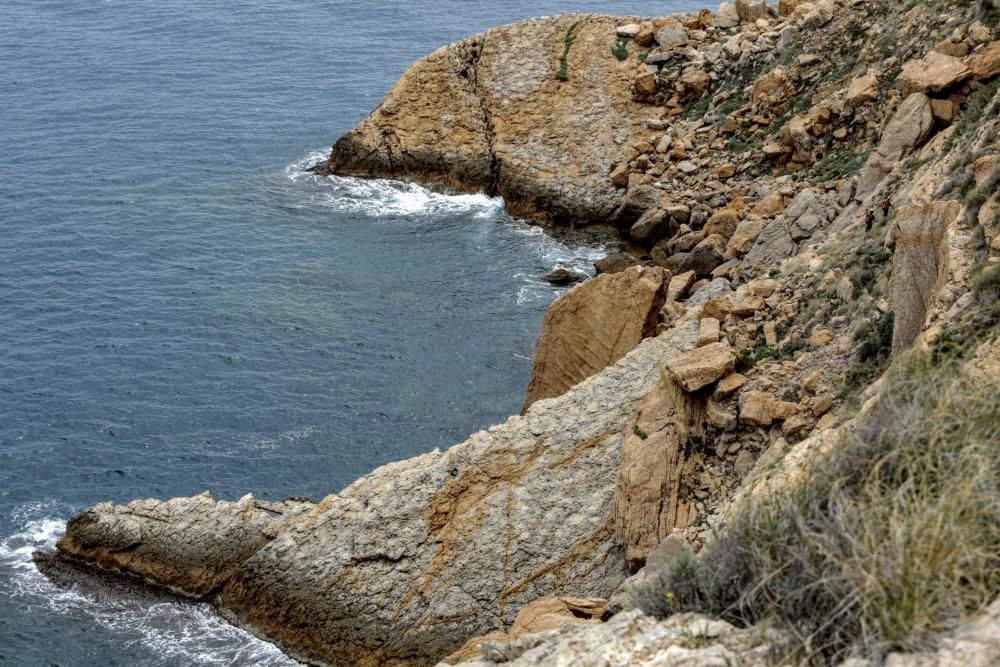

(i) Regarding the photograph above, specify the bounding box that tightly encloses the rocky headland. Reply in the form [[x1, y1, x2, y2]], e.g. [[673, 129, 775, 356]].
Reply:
[[48, 1, 1000, 665]]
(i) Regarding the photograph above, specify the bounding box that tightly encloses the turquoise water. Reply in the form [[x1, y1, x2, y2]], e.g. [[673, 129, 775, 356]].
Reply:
[[0, 1, 703, 663]]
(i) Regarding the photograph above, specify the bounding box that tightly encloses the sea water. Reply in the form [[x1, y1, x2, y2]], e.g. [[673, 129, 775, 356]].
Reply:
[[0, 1, 703, 663]]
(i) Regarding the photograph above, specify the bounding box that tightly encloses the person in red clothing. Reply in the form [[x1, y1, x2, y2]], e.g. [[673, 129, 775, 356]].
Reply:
[[865, 209, 875, 232], [881, 198, 892, 218]]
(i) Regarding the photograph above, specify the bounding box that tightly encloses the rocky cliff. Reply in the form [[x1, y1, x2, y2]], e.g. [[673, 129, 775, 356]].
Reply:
[[51, 0, 1000, 665]]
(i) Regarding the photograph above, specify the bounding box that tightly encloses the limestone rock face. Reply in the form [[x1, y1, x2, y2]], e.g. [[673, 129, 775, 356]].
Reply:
[[522, 266, 669, 410], [898, 50, 971, 96], [890, 201, 962, 355], [613, 383, 700, 570], [857, 93, 934, 195], [321, 15, 652, 226], [59, 321, 699, 667], [445, 610, 777, 666]]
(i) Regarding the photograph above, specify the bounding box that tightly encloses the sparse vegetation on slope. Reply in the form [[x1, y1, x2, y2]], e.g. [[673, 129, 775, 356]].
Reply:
[[630, 349, 1000, 664]]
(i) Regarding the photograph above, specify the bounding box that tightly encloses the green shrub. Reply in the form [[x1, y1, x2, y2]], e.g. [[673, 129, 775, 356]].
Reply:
[[612, 36, 629, 62], [629, 351, 1000, 664], [555, 21, 581, 82]]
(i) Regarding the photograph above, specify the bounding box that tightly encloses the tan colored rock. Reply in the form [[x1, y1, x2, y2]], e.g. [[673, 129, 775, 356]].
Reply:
[[812, 394, 834, 416], [846, 73, 878, 107], [772, 400, 800, 420], [701, 291, 765, 320], [965, 41, 1000, 80], [320, 16, 666, 226], [523, 266, 668, 410], [666, 270, 697, 301], [724, 217, 768, 258], [763, 142, 792, 160], [782, 413, 812, 435], [752, 68, 793, 107], [778, 0, 802, 15], [807, 328, 834, 346], [898, 51, 971, 96], [968, 21, 993, 46], [610, 163, 630, 188], [698, 317, 721, 347], [713, 372, 747, 399], [704, 207, 741, 239], [891, 201, 962, 354], [739, 391, 775, 426], [664, 341, 736, 392], [763, 321, 778, 347], [857, 93, 934, 195], [678, 68, 711, 98], [61, 317, 701, 667], [833, 127, 848, 140], [751, 192, 787, 218], [634, 71, 659, 98], [613, 382, 701, 569], [736, 0, 767, 24], [444, 595, 607, 663], [935, 38, 970, 58], [930, 98, 958, 124]]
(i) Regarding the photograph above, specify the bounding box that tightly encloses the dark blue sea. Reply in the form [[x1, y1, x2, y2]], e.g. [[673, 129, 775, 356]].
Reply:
[[0, 1, 703, 663]]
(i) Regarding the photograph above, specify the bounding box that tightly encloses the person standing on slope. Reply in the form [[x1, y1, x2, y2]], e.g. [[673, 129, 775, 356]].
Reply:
[[865, 209, 875, 233]]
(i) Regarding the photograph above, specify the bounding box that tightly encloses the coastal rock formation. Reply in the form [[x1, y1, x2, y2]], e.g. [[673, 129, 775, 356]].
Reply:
[[319, 15, 651, 226], [443, 609, 778, 667], [58, 317, 699, 666], [521, 265, 669, 411], [890, 201, 962, 354]]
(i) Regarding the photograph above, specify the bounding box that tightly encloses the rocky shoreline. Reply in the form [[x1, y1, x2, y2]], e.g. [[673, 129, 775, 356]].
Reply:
[[47, 1, 1000, 665]]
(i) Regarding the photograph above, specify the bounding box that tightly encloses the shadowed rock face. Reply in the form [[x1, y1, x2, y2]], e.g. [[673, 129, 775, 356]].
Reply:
[[321, 15, 648, 226], [57, 319, 698, 667], [521, 266, 669, 413]]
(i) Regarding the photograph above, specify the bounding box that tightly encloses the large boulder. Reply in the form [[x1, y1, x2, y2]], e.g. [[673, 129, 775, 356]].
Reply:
[[663, 341, 736, 392], [522, 266, 669, 410], [682, 234, 728, 277], [655, 18, 688, 49], [58, 318, 700, 667], [898, 50, 971, 96], [321, 16, 652, 226], [890, 201, 962, 355], [736, 0, 767, 23], [857, 93, 934, 195], [613, 385, 698, 571]]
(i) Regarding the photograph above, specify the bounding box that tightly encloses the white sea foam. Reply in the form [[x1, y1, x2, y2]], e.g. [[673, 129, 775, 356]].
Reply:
[[285, 149, 610, 305], [0, 502, 299, 666], [286, 150, 505, 219]]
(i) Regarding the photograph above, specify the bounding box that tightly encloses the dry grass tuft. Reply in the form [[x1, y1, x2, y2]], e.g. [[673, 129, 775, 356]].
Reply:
[[630, 350, 1000, 664]]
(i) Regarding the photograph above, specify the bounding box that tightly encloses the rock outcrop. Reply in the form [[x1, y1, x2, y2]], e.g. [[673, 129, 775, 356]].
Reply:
[[442, 609, 779, 667], [319, 15, 651, 226], [521, 266, 669, 411], [58, 316, 699, 666], [890, 201, 962, 354]]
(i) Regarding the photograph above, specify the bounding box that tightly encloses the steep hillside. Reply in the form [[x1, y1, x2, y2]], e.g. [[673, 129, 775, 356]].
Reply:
[[48, 1, 1000, 666]]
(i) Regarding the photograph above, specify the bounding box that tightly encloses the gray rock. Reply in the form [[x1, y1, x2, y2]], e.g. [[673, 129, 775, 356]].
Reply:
[[544, 267, 585, 285], [594, 251, 639, 275], [60, 321, 701, 667], [630, 208, 672, 243]]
